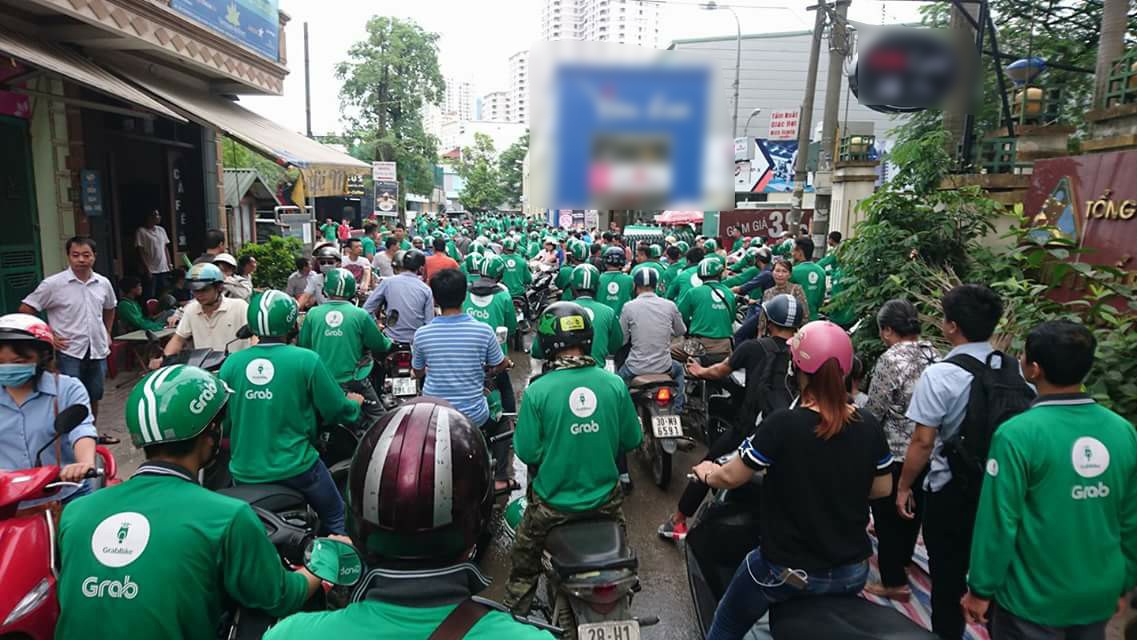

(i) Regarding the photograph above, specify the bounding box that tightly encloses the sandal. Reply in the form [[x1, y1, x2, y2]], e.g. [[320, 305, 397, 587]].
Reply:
[[863, 582, 911, 602]]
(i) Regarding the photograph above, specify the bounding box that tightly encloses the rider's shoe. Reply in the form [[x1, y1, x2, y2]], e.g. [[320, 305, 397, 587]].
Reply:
[[619, 473, 634, 495], [657, 517, 688, 542], [862, 582, 911, 602]]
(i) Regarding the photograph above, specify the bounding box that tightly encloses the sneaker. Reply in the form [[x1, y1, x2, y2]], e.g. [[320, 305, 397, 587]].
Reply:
[[619, 473, 633, 495], [657, 518, 689, 541]]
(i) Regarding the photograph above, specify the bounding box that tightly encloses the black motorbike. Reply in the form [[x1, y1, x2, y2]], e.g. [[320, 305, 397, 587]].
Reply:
[[685, 478, 938, 640], [627, 373, 684, 489], [524, 269, 559, 322]]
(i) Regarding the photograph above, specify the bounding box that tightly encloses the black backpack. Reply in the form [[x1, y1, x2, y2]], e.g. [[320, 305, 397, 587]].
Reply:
[[943, 351, 1036, 501], [751, 337, 794, 421]]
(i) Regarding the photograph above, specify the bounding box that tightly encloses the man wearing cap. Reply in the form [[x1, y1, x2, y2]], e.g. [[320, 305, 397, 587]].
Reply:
[[212, 253, 252, 300]]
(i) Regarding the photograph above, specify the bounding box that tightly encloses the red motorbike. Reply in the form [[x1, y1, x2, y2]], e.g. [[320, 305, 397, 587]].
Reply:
[[0, 405, 119, 639]]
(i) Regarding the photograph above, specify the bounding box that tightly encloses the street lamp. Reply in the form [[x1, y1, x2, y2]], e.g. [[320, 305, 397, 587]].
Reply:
[[743, 108, 762, 135], [704, 1, 742, 138]]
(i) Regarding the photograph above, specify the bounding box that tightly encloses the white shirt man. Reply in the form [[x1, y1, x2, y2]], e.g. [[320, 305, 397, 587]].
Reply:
[[172, 296, 251, 353], [135, 215, 171, 275]]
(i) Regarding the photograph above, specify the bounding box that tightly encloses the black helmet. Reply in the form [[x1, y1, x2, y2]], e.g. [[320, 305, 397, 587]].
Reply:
[[536, 301, 593, 357], [348, 399, 492, 563], [402, 249, 426, 272], [313, 245, 342, 274], [762, 293, 806, 329], [603, 246, 626, 268]]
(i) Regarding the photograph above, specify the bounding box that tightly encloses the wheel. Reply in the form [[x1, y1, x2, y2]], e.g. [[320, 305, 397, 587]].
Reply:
[[639, 406, 671, 489], [554, 591, 578, 640]]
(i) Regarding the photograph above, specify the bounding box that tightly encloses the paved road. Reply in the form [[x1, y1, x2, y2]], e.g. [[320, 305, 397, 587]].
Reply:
[[98, 340, 704, 638]]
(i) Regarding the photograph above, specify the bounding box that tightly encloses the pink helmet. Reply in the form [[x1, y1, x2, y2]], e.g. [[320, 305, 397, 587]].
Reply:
[[790, 320, 853, 376], [0, 313, 55, 349]]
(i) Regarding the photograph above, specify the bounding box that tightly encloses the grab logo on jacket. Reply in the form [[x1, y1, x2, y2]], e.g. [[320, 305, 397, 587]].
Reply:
[[325, 310, 345, 329], [1072, 437, 1110, 478], [90, 512, 151, 568], [245, 359, 275, 386]]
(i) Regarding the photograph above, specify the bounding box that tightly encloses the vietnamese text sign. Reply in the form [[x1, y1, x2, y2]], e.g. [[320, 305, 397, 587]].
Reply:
[[170, 0, 279, 61], [80, 170, 103, 217], [372, 161, 397, 183], [718, 208, 813, 245], [768, 110, 799, 141]]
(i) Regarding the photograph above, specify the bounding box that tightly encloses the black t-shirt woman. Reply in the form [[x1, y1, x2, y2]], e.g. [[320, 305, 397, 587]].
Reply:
[[691, 321, 894, 640]]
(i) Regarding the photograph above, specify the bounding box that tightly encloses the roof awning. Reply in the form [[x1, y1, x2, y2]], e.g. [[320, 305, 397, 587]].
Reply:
[[112, 65, 369, 198], [0, 26, 183, 122]]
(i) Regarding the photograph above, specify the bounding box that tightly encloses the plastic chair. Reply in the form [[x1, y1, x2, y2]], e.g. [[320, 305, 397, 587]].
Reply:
[[144, 298, 159, 317]]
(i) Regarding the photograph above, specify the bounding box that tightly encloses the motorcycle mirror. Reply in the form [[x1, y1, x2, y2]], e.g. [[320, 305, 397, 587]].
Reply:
[[54, 404, 90, 435], [495, 326, 508, 344], [236, 325, 254, 340], [303, 538, 363, 587]]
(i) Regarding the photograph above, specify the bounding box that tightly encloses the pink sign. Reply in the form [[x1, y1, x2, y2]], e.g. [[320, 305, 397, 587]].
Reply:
[[768, 110, 799, 141], [0, 63, 30, 119]]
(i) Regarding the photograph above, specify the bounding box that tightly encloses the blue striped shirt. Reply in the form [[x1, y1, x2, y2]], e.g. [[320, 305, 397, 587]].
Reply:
[[412, 314, 504, 426]]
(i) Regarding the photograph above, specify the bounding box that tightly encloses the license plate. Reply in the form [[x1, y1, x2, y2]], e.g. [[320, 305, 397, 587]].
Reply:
[[652, 415, 683, 438], [516, 310, 525, 322], [391, 377, 417, 396], [578, 620, 640, 640], [605, 359, 616, 373]]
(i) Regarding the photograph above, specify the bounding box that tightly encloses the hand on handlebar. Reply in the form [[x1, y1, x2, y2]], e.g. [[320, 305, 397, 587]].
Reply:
[[148, 357, 165, 370], [60, 462, 95, 482], [346, 392, 365, 406]]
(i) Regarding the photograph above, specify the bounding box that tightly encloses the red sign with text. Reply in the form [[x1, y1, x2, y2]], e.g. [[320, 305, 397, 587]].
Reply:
[[767, 110, 799, 141], [718, 208, 813, 247]]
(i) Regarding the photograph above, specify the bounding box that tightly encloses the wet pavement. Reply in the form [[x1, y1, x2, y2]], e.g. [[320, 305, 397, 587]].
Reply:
[[97, 338, 705, 638]]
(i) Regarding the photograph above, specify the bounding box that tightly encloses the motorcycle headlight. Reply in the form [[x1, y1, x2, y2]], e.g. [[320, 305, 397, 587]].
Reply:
[[4, 577, 52, 625]]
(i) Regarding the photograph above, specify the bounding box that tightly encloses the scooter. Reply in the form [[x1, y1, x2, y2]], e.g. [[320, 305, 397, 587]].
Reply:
[[626, 372, 684, 489], [0, 405, 117, 640], [684, 474, 939, 640]]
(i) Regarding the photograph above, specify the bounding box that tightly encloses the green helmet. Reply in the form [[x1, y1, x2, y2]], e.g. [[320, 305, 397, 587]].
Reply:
[[529, 231, 539, 241], [648, 244, 663, 259], [749, 237, 766, 248], [464, 252, 485, 274], [676, 240, 690, 254], [125, 365, 230, 447], [571, 264, 601, 294], [698, 256, 725, 279], [480, 254, 506, 280], [703, 239, 718, 252], [247, 290, 299, 338], [323, 268, 357, 299], [502, 238, 518, 252], [731, 250, 756, 271], [568, 240, 589, 262]]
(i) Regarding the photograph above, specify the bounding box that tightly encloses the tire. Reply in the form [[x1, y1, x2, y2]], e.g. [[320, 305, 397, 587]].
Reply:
[[640, 406, 672, 489], [554, 591, 578, 640]]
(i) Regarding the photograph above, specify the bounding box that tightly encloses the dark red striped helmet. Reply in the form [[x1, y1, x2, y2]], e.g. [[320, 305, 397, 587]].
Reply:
[[347, 398, 493, 563]]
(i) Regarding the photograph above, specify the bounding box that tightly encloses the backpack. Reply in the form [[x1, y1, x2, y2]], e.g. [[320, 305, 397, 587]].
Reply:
[[749, 337, 794, 424], [942, 351, 1036, 501]]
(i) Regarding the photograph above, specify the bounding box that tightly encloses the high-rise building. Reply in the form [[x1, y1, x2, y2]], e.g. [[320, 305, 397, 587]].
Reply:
[[443, 76, 473, 122], [541, 0, 662, 49], [482, 90, 512, 123], [508, 50, 529, 125]]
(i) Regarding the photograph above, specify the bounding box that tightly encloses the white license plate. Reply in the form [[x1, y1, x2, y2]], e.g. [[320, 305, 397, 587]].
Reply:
[[652, 415, 683, 438], [516, 310, 525, 322], [578, 620, 640, 640], [605, 359, 616, 373], [391, 377, 417, 396]]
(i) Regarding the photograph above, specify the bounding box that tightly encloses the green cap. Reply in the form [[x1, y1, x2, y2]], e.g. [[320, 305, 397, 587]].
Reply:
[[248, 290, 299, 338], [323, 268, 357, 299], [126, 365, 231, 447], [571, 263, 601, 293]]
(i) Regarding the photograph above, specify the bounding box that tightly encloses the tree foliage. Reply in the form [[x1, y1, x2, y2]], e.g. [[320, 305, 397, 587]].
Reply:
[[220, 137, 294, 194], [336, 16, 446, 198], [452, 133, 505, 212], [236, 235, 304, 290], [497, 131, 528, 209]]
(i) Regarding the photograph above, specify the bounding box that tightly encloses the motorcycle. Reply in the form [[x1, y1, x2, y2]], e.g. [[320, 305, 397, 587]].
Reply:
[[511, 296, 528, 352], [685, 475, 938, 640], [0, 405, 118, 640], [626, 372, 684, 489], [502, 497, 658, 640], [524, 269, 559, 323]]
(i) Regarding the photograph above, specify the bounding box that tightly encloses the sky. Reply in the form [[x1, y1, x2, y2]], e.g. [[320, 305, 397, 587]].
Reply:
[[239, 0, 925, 136]]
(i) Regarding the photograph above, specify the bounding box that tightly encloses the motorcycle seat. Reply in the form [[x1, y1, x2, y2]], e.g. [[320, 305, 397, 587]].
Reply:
[[218, 484, 307, 513], [770, 595, 939, 639], [628, 373, 676, 389], [545, 519, 637, 576]]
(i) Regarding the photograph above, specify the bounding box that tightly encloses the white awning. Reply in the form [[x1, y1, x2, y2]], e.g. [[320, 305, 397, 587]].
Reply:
[[0, 26, 183, 122], [112, 64, 369, 197]]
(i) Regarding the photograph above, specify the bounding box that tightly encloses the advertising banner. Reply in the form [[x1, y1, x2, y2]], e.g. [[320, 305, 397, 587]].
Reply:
[[170, 0, 279, 60], [372, 161, 397, 183], [374, 180, 399, 215], [767, 110, 799, 141], [759, 140, 812, 193], [718, 208, 814, 245]]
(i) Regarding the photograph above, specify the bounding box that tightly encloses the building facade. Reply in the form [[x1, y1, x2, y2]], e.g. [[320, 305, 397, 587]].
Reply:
[[443, 75, 473, 123], [541, 0, 662, 48], [508, 50, 529, 125], [482, 90, 512, 123]]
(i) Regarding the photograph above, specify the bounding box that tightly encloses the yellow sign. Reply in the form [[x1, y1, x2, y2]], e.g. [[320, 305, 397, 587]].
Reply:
[[1084, 199, 1137, 221], [560, 316, 586, 331]]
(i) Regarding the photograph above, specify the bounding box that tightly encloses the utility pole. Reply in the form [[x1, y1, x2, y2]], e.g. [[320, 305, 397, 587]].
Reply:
[[787, 1, 827, 238], [303, 22, 313, 139], [812, 0, 849, 258]]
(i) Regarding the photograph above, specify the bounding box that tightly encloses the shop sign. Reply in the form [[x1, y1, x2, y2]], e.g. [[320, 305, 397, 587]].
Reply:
[[170, 0, 280, 61], [718, 208, 813, 245], [345, 174, 366, 197], [171, 158, 188, 251], [767, 110, 799, 141], [374, 180, 399, 215], [372, 161, 397, 183], [1025, 150, 1137, 282], [80, 170, 103, 217]]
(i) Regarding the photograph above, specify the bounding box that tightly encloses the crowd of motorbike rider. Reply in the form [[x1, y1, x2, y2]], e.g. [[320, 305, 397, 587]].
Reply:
[[2, 209, 1134, 640]]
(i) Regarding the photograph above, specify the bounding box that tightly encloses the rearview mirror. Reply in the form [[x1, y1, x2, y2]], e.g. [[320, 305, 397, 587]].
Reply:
[[495, 326, 509, 344], [54, 404, 90, 435], [303, 538, 363, 587]]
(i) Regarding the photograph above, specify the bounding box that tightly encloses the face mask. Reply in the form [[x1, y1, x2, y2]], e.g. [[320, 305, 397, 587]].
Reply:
[[319, 263, 337, 274], [0, 363, 37, 388]]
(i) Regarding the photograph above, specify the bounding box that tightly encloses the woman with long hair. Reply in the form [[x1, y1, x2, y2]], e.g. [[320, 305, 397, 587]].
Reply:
[[691, 321, 895, 640], [754, 258, 809, 338], [862, 299, 938, 601]]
